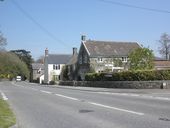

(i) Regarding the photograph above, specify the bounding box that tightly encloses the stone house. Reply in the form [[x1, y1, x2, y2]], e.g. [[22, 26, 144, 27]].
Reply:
[[31, 63, 44, 84], [66, 47, 78, 80], [44, 49, 71, 84], [77, 36, 140, 80], [154, 57, 170, 70]]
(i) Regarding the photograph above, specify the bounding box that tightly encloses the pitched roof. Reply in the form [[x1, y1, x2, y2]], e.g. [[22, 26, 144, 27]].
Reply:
[[32, 63, 44, 70], [84, 40, 140, 57], [47, 54, 72, 64], [154, 60, 170, 67], [67, 54, 78, 65]]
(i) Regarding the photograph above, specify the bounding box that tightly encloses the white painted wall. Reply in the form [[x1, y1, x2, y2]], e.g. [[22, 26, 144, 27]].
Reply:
[[48, 64, 65, 81], [39, 75, 44, 84]]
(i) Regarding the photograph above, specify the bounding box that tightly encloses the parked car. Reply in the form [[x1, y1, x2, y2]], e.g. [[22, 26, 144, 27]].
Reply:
[[16, 76, 21, 82]]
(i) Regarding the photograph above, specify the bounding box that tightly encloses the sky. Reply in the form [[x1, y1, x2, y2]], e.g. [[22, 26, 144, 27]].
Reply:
[[0, 0, 170, 60]]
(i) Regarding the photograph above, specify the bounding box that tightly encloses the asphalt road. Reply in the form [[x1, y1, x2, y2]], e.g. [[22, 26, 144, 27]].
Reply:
[[0, 81, 170, 128]]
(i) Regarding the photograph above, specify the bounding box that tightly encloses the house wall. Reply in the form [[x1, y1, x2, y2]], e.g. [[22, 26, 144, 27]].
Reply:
[[48, 64, 65, 82], [77, 43, 90, 80], [39, 75, 44, 84], [89, 57, 128, 73], [68, 64, 77, 80], [32, 69, 44, 80]]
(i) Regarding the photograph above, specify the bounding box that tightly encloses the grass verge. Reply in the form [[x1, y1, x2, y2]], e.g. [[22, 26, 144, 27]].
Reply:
[[0, 99, 16, 128]]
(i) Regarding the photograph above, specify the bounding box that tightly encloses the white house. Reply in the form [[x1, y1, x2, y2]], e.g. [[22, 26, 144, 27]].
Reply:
[[44, 48, 71, 84]]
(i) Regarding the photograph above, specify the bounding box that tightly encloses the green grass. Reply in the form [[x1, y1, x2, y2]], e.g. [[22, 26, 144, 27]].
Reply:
[[0, 99, 16, 128]]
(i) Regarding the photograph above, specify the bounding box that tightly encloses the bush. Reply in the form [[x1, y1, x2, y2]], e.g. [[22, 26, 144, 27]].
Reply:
[[85, 70, 170, 81], [49, 81, 55, 85]]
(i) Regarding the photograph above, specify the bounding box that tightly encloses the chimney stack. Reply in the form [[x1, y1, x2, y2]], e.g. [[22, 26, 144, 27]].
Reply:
[[73, 47, 77, 55], [81, 35, 86, 42], [45, 48, 48, 56]]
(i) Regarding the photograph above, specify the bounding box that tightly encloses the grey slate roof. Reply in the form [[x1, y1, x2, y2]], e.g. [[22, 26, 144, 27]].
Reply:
[[32, 63, 44, 70], [84, 40, 140, 57], [47, 54, 72, 64], [67, 54, 78, 65]]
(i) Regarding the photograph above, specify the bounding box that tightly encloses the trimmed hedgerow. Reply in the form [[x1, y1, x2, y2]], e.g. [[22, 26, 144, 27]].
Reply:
[[85, 70, 170, 81]]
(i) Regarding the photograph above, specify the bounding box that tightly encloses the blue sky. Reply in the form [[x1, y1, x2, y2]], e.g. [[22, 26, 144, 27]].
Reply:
[[1, 0, 170, 59]]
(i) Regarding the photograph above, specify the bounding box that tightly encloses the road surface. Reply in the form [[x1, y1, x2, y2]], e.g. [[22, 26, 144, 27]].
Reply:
[[0, 81, 170, 128]]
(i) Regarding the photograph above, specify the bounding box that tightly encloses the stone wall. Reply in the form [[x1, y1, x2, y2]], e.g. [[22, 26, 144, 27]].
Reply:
[[59, 80, 170, 89]]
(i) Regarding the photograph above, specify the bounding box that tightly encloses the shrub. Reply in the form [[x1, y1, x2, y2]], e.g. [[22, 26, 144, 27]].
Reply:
[[49, 81, 55, 85], [85, 70, 170, 81]]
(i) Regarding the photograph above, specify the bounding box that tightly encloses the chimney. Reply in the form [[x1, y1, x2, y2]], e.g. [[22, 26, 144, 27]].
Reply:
[[45, 48, 48, 56], [73, 47, 77, 55], [81, 35, 86, 42]]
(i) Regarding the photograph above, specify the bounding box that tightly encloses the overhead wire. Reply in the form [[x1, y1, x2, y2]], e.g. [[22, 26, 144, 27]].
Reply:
[[98, 0, 170, 14], [11, 0, 71, 48]]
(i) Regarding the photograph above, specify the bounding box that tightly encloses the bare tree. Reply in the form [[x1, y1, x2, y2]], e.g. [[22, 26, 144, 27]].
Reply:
[[35, 55, 44, 63], [0, 31, 7, 50], [159, 33, 170, 60]]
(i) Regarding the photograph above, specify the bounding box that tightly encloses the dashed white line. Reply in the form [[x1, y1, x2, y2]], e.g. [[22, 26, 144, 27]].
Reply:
[[88, 102, 144, 116], [155, 97, 170, 101], [55, 93, 80, 101], [38, 90, 144, 115], [129, 94, 140, 97], [5, 84, 146, 116], [40, 90, 52, 94]]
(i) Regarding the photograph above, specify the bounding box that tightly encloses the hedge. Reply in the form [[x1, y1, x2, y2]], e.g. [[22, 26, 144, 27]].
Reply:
[[85, 70, 170, 81]]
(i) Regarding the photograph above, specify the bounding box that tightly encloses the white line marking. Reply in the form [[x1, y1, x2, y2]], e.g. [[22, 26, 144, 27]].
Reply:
[[88, 102, 144, 116], [129, 94, 140, 97], [31, 88, 38, 91], [0, 92, 8, 101], [55, 94, 79, 101], [155, 97, 170, 101], [93, 92, 170, 101], [40, 90, 52, 94]]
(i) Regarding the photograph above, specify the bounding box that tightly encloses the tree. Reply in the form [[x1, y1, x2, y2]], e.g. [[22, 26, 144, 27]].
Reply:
[[0, 31, 7, 50], [10, 50, 34, 81], [129, 47, 154, 71], [158, 33, 170, 60], [10, 49, 33, 69], [0, 52, 29, 80]]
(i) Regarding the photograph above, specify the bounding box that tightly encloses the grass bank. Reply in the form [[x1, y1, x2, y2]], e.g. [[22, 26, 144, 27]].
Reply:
[[0, 99, 16, 128]]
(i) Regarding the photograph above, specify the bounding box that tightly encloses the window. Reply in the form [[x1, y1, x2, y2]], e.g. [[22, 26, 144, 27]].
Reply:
[[53, 64, 60, 70], [79, 56, 82, 64], [98, 57, 102, 62], [122, 57, 128, 62], [57, 65, 60, 70], [83, 54, 88, 63]]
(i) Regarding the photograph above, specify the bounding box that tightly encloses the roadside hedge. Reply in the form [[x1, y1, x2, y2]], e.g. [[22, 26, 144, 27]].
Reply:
[[85, 70, 170, 81]]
